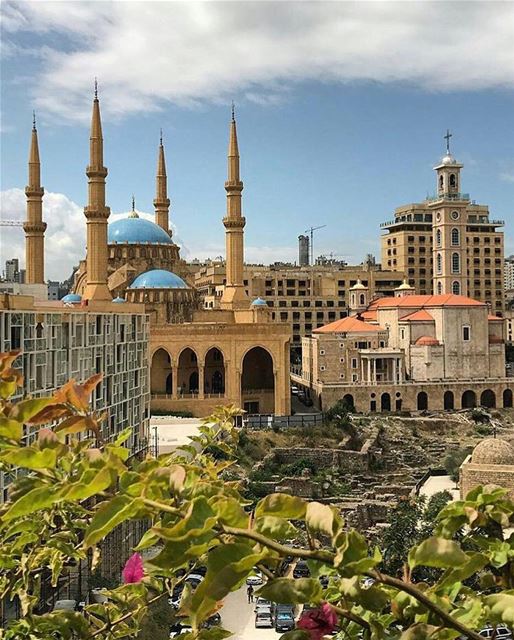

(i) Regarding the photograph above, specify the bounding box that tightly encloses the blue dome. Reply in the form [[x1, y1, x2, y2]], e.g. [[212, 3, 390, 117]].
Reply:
[[61, 293, 82, 303], [112, 297, 126, 303], [251, 297, 267, 306], [129, 269, 189, 290], [108, 217, 173, 245]]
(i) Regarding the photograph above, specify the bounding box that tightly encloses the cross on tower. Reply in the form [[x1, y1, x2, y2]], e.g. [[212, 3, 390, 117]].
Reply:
[[444, 129, 452, 154]]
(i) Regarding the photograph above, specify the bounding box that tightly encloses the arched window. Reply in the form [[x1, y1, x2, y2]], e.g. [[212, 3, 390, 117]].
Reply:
[[439, 175, 444, 190], [359, 294, 365, 305], [451, 228, 459, 246], [449, 173, 456, 188], [452, 252, 460, 274], [437, 281, 443, 294], [436, 229, 442, 247], [436, 253, 442, 274], [452, 281, 460, 295]]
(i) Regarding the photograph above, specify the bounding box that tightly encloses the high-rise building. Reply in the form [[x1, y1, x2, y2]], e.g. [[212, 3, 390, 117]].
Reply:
[[505, 255, 514, 300], [298, 235, 310, 267], [5, 259, 20, 282], [381, 134, 504, 313]]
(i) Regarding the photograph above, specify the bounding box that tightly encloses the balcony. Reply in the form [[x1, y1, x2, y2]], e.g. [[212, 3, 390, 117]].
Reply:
[[425, 193, 470, 203]]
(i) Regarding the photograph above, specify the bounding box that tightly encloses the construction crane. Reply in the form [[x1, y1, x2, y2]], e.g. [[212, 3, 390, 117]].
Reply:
[[304, 225, 326, 266], [0, 220, 24, 227]]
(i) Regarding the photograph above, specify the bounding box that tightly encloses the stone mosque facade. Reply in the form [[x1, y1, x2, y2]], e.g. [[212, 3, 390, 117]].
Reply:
[[55, 89, 290, 416]]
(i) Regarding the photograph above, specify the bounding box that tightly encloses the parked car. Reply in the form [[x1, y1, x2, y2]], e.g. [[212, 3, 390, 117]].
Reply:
[[169, 574, 204, 608], [246, 570, 264, 586], [293, 561, 310, 578], [255, 598, 274, 613], [275, 610, 295, 633], [169, 622, 193, 638], [255, 611, 274, 628], [52, 600, 77, 612], [203, 613, 221, 628], [478, 626, 512, 640], [291, 386, 299, 396]]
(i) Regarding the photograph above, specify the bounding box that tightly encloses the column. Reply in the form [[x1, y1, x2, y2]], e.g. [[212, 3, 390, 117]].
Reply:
[[199, 363, 205, 399], [392, 358, 397, 384], [172, 365, 178, 399], [372, 359, 377, 383], [367, 359, 371, 383], [361, 359, 365, 382]]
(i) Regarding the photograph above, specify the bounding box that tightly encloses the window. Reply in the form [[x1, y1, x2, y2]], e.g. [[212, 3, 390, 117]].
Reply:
[[451, 252, 460, 274], [436, 253, 442, 274], [436, 229, 442, 247], [352, 374, 358, 382], [463, 326, 470, 341], [351, 358, 357, 369], [320, 366, 326, 371], [319, 349, 325, 355], [400, 328, 405, 340], [449, 174, 456, 188], [452, 281, 461, 295], [451, 228, 460, 245], [437, 281, 443, 294]]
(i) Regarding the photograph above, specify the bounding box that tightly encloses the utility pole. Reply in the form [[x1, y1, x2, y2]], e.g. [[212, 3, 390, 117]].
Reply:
[[304, 225, 327, 265]]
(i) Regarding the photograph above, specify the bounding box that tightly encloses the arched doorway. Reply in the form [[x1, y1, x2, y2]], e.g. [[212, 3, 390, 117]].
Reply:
[[166, 373, 172, 394], [151, 348, 172, 394], [178, 348, 199, 395], [241, 347, 274, 414], [480, 389, 496, 408], [370, 400, 377, 412], [504, 389, 513, 408], [444, 390, 454, 410], [381, 393, 391, 412], [462, 390, 476, 409], [342, 394, 355, 411], [417, 392, 428, 411], [204, 347, 225, 395]]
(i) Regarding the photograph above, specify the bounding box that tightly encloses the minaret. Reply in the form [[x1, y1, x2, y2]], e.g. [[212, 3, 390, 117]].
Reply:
[[83, 81, 112, 301], [220, 105, 249, 310], [153, 130, 171, 234], [24, 112, 46, 284]]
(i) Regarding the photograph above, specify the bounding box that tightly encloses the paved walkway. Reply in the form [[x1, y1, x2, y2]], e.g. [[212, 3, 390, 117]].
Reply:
[[419, 474, 460, 501], [150, 416, 203, 455]]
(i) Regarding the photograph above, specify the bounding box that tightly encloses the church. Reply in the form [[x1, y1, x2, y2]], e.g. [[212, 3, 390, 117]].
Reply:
[[23, 88, 291, 417]]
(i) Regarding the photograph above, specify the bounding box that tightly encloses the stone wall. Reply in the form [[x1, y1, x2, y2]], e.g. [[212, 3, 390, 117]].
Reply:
[[273, 447, 369, 473], [460, 461, 514, 500]]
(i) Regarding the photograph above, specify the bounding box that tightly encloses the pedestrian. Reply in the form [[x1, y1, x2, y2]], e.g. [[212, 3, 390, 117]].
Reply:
[[247, 584, 254, 603]]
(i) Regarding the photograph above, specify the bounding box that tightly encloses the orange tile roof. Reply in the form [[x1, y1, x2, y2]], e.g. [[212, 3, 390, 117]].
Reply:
[[368, 294, 484, 310], [400, 309, 435, 322], [314, 316, 384, 334], [488, 314, 503, 321], [360, 310, 377, 321]]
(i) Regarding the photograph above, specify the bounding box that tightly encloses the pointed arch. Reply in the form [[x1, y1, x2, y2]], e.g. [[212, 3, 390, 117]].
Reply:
[[151, 348, 172, 394]]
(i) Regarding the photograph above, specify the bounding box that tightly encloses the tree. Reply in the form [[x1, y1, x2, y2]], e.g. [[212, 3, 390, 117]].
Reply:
[[0, 350, 513, 640]]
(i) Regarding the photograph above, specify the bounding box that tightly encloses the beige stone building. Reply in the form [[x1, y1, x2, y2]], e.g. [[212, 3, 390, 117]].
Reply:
[[295, 280, 513, 413], [460, 438, 514, 500], [194, 259, 405, 355], [381, 135, 505, 313], [65, 92, 290, 416]]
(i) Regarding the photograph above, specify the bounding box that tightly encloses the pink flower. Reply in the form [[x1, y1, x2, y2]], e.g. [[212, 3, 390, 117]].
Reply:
[[122, 553, 144, 584], [297, 603, 338, 640]]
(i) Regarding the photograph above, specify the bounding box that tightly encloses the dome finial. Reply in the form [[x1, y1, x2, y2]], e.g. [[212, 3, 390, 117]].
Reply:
[[159, 127, 163, 146], [444, 128, 452, 155], [94, 77, 98, 100], [231, 100, 235, 123], [128, 194, 139, 218], [32, 110, 36, 131], [132, 194, 135, 211]]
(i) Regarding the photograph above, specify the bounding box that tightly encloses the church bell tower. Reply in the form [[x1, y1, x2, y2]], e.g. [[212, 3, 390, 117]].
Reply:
[[429, 130, 468, 297]]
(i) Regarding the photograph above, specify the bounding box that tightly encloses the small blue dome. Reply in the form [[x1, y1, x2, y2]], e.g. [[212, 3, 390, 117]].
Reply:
[[108, 217, 173, 245], [129, 269, 189, 290], [252, 297, 267, 307], [61, 293, 82, 303], [112, 297, 126, 303]]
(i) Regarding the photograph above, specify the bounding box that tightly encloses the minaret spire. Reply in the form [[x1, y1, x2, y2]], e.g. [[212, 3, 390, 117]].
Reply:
[[24, 112, 46, 284], [83, 81, 112, 301], [153, 130, 171, 233], [220, 105, 249, 310]]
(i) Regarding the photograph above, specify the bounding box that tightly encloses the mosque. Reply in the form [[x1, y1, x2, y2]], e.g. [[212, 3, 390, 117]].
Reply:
[[23, 89, 291, 417]]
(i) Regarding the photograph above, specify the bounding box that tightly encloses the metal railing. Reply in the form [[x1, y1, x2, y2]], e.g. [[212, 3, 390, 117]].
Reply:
[[425, 192, 470, 202]]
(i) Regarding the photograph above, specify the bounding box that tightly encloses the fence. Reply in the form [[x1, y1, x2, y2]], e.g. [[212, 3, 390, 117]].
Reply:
[[243, 412, 324, 429]]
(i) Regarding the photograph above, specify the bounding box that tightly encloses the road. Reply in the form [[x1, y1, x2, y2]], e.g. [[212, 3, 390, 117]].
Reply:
[[220, 586, 280, 640]]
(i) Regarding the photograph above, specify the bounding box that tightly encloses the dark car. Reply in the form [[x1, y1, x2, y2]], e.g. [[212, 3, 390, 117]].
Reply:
[[203, 613, 221, 629], [275, 610, 295, 633], [293, 561, 310, 578]]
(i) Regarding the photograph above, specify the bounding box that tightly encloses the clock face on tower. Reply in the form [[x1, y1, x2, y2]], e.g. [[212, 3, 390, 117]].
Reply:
[[451, 210, 460, 220]]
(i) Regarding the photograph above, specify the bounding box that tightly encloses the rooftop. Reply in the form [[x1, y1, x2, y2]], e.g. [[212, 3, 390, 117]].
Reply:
[[314, 316, 384, 334]]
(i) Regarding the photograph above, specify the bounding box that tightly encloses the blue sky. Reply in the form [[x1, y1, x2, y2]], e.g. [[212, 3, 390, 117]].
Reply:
[[1, 1, 513, 279]]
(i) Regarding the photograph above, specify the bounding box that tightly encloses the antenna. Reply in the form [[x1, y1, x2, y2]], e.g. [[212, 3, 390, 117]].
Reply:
[[304, 225, 327, 266]]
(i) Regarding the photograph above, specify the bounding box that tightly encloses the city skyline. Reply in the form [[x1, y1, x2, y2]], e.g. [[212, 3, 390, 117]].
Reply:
[[1, 1, 513, 280]]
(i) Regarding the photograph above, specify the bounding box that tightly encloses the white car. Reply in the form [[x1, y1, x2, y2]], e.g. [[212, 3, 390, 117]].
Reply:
[[169, 623, 193, 638], [255, 611, 273, 628], [246, 571, 263, 586], [53, 600, 77, 611]]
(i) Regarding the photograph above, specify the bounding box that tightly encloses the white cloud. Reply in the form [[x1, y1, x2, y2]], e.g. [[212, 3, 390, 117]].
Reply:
[[500, 172, 514, 183], [2, 1, 513, 123]]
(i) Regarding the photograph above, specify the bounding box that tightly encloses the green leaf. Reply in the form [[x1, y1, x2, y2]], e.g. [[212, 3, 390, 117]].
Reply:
[[408, 537, 469, 570], [255, 515, 298, 541], [3, 485, 61, 520], [60, 467, 113, 501], [258, 577, 322, 605], [0, 446, 57, 469], [400, 624, 439, 640], [85, 495, 142, 546], [305, 502, 342, 538], [484, 591, 514, 625], [436, 552, 489, 591], [0, 417, 22, 441], [255, 493, 306, 520], [10, 398, 53, 423], [114, 426, 133, 446]]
